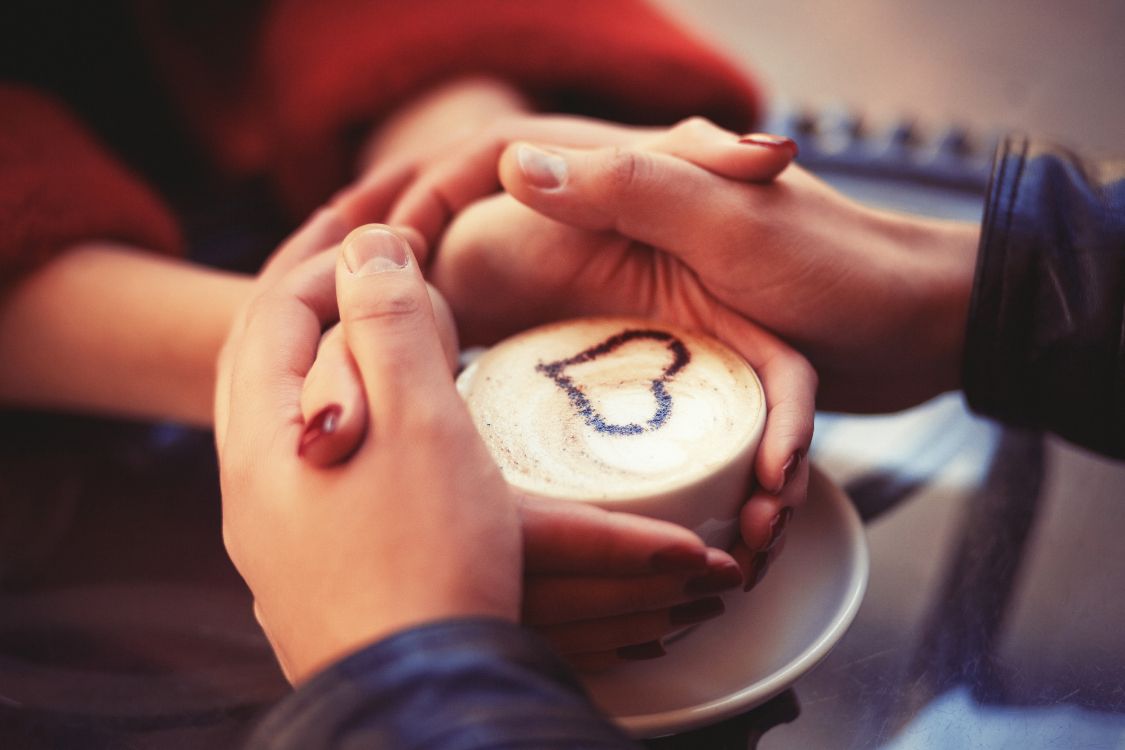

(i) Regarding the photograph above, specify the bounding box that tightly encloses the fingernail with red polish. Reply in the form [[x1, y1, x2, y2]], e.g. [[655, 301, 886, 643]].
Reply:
[[744, 551, 771, 592], [670, 597, 725, 626], [765, 507, 794, 551], [617, 640, 666, 661], [772, 450, 805, 494], [516, 144, 567, 190], [651, 545, 709, 573], [298, 405, 342, 457], [738, 133, 799, 156], [684, 561, 743, 595]]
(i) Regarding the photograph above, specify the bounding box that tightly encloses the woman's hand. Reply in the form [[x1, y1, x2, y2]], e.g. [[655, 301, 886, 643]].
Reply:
[[295, 281, 460, 466], [515, 495, 742, 670], [496, 133, 980, 413], [215, 217, 523, 684]]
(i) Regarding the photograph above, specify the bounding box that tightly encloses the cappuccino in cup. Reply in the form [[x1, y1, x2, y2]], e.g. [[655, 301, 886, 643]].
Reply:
[[456, 317, 765, 548]]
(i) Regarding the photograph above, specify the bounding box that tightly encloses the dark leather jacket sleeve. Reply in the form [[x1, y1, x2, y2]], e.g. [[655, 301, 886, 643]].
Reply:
[[963, 134, 1125, 458], [246, 618, 637, 750]]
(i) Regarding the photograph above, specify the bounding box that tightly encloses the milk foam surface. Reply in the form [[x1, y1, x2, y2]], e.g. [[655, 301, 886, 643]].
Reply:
[[457, 318, 764, 502]]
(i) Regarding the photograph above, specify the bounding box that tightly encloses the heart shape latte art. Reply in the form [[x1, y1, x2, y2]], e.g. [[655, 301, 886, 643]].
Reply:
[[456, 317, 764, 503], [535, 329, 691, 436]]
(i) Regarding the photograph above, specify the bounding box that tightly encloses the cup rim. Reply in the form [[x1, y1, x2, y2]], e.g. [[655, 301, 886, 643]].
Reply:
[[457, 316, 766, 505]]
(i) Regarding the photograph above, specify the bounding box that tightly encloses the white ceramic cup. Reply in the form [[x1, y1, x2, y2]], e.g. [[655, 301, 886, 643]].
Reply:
[[456, 317, 765, 548]]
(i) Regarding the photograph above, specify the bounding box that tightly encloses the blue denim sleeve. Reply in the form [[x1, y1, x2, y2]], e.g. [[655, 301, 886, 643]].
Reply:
[[963, 134, 1125, 457], [245, 618, 638, 750]]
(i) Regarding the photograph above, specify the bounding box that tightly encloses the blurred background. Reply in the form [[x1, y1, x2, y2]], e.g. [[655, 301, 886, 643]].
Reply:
[[660, 0, 1124, 152], [653, 1, 1125, 748]]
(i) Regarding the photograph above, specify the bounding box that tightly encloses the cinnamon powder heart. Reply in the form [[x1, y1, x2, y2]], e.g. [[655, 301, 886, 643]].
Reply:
[[535, 329, 691, 436]]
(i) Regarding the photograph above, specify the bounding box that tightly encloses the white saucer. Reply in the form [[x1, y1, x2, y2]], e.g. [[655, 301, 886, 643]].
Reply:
[[582, 466, 869, 738]]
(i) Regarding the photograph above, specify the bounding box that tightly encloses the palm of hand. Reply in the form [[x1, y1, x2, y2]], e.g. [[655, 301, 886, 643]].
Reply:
[[433, 193, 734, 347]]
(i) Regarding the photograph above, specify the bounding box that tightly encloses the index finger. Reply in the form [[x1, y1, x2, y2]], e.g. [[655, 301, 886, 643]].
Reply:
[[640, 117, 797, 182], [386, 115, 652, 246], [216, 209, 347, 453], [258, 207, 350, 286], [225, 250, 340, 454], [498, 142, 758, 267]]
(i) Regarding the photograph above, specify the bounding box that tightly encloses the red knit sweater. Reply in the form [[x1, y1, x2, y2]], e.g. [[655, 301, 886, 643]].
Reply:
[[0, 0, 760, 287]]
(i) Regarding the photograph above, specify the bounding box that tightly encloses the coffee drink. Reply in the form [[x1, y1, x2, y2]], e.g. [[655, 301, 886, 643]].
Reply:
[[456, 317, 764, 547]]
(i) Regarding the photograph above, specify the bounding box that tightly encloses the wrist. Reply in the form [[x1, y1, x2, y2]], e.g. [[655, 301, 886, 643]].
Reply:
[[279, 607, 517, 687], [0, 244, 253, 425], [170, 267, 254, 425], [899, 216, 980, 396]]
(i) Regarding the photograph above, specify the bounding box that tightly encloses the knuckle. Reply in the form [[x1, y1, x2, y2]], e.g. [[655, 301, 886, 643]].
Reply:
[[345, 285, 426, 327], [407, 399, 462, 442], [773, 344, 818, 386], [623, 580, 664, 613], [242, 290, 277, 329], [792, 353, 820, 400], [672, 116, 725, 145], [674, 115, 714, 136], [602, 147, 652, 196], [804, 359, 820, 394], [490, 113, 517, 140]]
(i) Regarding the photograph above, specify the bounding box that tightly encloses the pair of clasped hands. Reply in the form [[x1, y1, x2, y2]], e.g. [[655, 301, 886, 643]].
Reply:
[[216, 83, 974, 683]]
